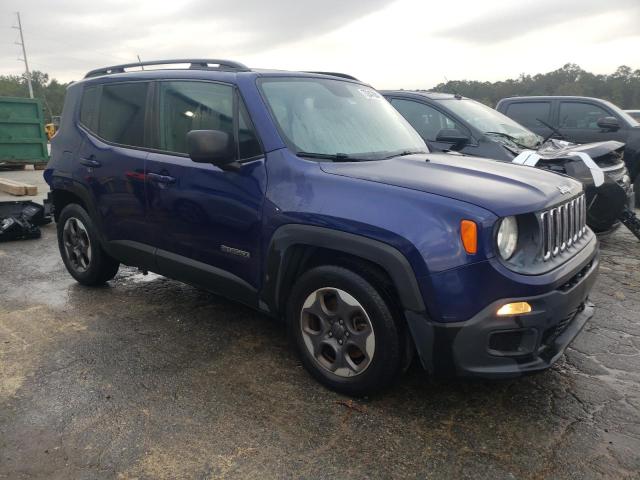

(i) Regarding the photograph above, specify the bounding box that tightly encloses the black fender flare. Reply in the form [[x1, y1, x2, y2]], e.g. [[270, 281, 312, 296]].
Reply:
[[260, 224, 426, 315], [50, 178, 109, 249]]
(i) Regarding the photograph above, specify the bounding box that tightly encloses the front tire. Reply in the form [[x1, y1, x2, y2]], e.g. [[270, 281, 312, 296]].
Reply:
[[57, 204, 119, 286], [287, 265, 403, 396]]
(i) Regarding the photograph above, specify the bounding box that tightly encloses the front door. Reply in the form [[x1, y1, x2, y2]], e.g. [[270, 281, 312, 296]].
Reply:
[[557, 100, 627, 144], [388, 97, 473, 153], [144, 80, 266, 296]]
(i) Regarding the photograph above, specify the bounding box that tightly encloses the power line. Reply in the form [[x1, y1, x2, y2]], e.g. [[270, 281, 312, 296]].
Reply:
[[12, 12, 33, 98]]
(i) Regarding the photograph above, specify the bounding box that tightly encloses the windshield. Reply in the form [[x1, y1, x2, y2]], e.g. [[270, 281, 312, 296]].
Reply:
[[259, 77, 427, 160], [439, 98, 542, 149]]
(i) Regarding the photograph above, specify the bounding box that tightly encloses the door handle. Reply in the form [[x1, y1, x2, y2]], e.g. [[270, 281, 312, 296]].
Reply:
[[147, 172, 176, 184], [79, 156, 101, 168]]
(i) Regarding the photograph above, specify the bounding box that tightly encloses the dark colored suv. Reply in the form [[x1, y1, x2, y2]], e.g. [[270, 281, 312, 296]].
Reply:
[[496, 96, 640, 202], [46, 60, 598, 395], [383, 91, 634, 233]]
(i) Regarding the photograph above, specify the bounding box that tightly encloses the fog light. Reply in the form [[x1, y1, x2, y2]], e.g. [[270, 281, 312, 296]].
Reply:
[[497, 302, 532, 316]]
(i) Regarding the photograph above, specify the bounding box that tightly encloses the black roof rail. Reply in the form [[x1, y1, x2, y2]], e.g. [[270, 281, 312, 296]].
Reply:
[[84, 59, 250, 78], [305, 71, 359, 81]]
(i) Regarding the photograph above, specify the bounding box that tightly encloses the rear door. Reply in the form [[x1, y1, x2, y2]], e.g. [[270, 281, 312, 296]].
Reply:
[[144, 80, 266, 294], [76, 81, 152, 260], [501, 100, 552, 137], [557, 100, 626, 144]]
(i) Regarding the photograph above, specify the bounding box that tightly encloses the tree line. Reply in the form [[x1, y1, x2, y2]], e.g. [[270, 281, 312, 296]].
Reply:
[[0, 71, 67, 123], [432, 64, 640, 109], [0, 63, 638, 123]]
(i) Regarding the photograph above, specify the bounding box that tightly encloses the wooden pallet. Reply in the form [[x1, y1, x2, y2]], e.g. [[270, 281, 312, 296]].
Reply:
[[0, 177, 37, 196]]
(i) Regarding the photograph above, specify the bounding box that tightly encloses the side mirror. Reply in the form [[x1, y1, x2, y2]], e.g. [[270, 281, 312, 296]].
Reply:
[[597, 116, 620, 131], [435, 128, 470, 150], [187, 130, 239, 171]]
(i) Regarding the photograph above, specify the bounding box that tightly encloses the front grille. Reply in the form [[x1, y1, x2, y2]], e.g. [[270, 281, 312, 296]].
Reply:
[[539, 194, 587, 261]]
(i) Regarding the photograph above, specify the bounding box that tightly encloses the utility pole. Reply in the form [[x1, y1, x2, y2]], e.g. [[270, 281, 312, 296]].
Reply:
[[13, 12, 34, 99]]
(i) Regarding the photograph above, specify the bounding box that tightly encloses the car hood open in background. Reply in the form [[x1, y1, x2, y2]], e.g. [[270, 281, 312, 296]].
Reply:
[[506, 139, 637, 237], [498, 138, 626, 170], [320, 153, 581, 217]]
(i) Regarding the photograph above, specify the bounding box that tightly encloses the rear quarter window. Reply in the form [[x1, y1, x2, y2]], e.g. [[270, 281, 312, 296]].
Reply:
[[505, 102, 551, 129], [79, 86, 99, 132]]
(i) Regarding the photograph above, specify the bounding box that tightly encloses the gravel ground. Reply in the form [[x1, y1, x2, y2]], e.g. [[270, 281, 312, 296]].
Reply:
[[0, 219, 639, 479]]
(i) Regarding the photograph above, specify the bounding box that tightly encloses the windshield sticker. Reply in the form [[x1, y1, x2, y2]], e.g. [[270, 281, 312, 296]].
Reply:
[[358, 88, 382, 100]]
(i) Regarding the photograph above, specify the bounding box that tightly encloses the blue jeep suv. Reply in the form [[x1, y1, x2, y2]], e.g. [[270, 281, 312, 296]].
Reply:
[[46, 59, 599, 395]]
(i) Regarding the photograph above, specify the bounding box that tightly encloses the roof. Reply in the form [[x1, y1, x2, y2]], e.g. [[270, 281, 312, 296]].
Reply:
[[498, 95, 609, 102], [380, 90, 466, 101]]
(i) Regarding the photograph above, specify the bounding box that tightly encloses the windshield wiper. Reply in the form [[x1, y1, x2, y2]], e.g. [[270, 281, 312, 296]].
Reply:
[[383, 149, 429, 159], [536, 118, 566, 142], [296, 151, 359, 162], [483, 131, 530, 149]]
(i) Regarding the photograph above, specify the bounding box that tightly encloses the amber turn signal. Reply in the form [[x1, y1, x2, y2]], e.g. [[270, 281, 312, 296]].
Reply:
[[497, 302, 532, 316], [460, 220, 478, 254]]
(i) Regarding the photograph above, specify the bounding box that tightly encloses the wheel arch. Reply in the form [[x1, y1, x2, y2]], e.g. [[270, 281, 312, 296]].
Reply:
[[51, 188, 89, 222], [261, 225, 426, 317], [50, 183, 107, 248]]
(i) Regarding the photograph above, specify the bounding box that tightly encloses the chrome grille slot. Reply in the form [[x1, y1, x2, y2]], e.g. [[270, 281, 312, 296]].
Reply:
[[539, 194, 587, 261]]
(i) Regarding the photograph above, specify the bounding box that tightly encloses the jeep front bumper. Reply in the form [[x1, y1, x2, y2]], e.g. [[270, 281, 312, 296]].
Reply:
[[406, 253, 598, 378]]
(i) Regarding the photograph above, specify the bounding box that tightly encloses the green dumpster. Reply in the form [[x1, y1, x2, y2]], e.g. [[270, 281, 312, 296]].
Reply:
[[0, 96, 49, 166]]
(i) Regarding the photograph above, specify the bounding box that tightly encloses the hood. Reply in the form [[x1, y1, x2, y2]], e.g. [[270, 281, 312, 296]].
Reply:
[[536, 140, 625, 167], [495, 137, 626, 169], [320, 153, 582, 217]]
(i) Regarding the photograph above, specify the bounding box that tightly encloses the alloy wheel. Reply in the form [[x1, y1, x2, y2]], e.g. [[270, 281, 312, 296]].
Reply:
[[62, 217, 92, 273], [300, 288, 375, 377]]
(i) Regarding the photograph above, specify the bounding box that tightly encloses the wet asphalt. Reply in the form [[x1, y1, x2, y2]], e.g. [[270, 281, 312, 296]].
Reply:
[[1, 222, 639, 479]]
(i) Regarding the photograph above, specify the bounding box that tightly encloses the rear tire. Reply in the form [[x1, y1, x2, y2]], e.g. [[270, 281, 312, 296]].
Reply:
[[57, 204, 119, 286], [287, 265, 403, 396]]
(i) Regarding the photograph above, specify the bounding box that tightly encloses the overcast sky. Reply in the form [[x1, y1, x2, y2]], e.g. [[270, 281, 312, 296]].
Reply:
[[0, 0, 638, 88]]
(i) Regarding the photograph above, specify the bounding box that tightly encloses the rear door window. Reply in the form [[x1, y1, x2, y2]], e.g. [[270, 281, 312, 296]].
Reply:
[[559, 102, 611, 130], [504, 102, 551, 129], [96, 82, 149, 147], [390, 98, 461, 141]]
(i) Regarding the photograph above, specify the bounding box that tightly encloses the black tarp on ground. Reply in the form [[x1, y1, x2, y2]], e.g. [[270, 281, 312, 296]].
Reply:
[[0, 200, 51, 242]]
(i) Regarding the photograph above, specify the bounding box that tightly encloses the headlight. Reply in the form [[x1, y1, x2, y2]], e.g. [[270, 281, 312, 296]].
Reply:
[[497, 216, 518, 260]]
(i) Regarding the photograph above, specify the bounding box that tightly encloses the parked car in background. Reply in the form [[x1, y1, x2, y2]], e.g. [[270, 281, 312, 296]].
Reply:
[[496, 96, 640, 202], [383, 90, 634, 233], [46, 60, 598, 395], [626, 110, 640, 122]]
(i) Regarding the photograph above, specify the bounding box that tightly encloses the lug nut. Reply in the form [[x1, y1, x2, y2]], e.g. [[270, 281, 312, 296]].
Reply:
[[345, 332, 350, 337], [329, 332, 333, 337], [338, 340, 343, 345], [339, 319, 344, 325]]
